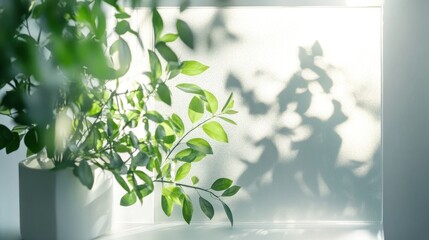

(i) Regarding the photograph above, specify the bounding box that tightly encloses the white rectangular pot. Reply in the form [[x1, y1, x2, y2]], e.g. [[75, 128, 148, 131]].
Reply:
[[19, 158, 113, 240]]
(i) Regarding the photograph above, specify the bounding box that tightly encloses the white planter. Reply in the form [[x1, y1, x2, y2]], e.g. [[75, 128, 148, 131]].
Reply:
[[19, 158, 113, 240]]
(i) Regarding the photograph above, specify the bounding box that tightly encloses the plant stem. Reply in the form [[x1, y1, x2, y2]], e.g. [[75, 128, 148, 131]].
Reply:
[[153, 179, 220, 199]]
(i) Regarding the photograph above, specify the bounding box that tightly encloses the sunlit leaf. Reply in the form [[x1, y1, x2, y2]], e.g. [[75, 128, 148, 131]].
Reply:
[[120, 192, 137, 206], [218, 116, 237, 125], [181, 61, 208, 76], [160, 33, 178, 42], [221, 93, 234, 112], [176, 83, 205, 96], [182, 195, 193, 224], [188, 96, 204, 123], [204, 90, 218, 114], [162, 195, 173, 216], [202, 121, 228, 143], [186, 138, 213, 154], [175, 163, 191, 181], [191, 176, 199, 185]]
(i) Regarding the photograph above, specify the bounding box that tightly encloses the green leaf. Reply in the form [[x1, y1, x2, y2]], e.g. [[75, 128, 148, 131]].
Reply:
[[152, 8, 164, 39], [176, 83, 205, 96], [157, 83, 172, 106], [225, 110, 238, 115], [222, 186, 241, 197], [211, 178, 233, 191], [120, 192, 137, 206], [204, 90, 218, 114], [74, 161, 94, 190], [135, 170, 154, 190], [160, 33, 178, 42], [186, 138, 213, 154], [162, 195, 173, 216], [169, 114, 185, 137], [6, 132, 20, 154], [109, 37, 132, 78], [115, 20, 130, 35], [156, 42, 178, 63], [113, 172, 131, 193], [176, 19, 194, 49], [221, 93, 235, 112], [148, 50, 162, 78], [175, 163, 191, 181], [129, 131, 140, 148], [181, 61, 209, 76], [175, 148, 206, 163], [131, 152, 149, 167], [24, 127, 44, 153], [145, 110, 164, 123], [115, 12, 131, 19], [191, 176, 199, 185], [202, 121, 228, 143], [182, 195, 193, 224], [222, 201, 234, 227], [199, 196, 214, 220], [188, 96, 204, 123], [219, 116, 237, 125], [180, 0, 191, 12], [0, 124, 13, 150]]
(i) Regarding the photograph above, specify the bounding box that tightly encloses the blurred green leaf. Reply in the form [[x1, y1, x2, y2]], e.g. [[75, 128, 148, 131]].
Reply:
[[202, 121, 228, 143], [109, 37, 132, 78], [186, 138, 213, 155], [115, 20, 130, 35], [169, 114, 185, 137], [152, 8, 163, 39], [176, 83, 205, 96], [222, 201, 234, 227], [176, 19, 194, 49], [211, 178, 232, 191], [24, 127, 44, 153], [160, 33, 178, 42], [74, 161, 94, 190], [0, 124, 13, 150], [221, 93, 234, 112], [156, 42, 178, 63], [191, 176, 199, 185], [148, 50, 162, 78], [131, 152, 149, 168], [162, 195, 173, 216], [199, 196, 214, 220], [175, 163, 191, 181], [219, 116, 237, 125], [115, 12, 130, 19], [175, 148, 206, 163], [188, 96, 204, 123], [181, 61, 208, 76], [145, 111, 164, 123], [113, 172, 131, 193]]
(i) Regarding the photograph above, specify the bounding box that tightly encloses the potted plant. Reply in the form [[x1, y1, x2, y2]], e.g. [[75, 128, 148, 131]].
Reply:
[[0, 0, 240, 239]]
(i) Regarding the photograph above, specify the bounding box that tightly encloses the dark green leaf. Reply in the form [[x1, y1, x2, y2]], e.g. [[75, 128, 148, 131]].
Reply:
[[186, 138, 213, 154], [169, 114, 185, 137], [0, 124, 13, 150], [135, 170, 154, 190], [202, 121, 228, 143], [175, 163, 191, 181], [157, 83, 172, 106], [211, 178, 233, 191], [191, 176, 199, 185], [6, 132, 20, 154], [222, 185, 241, 197], [162, 195, 173, 216], [115, 12, 131, 19], [129, 131, 140, 149], [221, 93, 235, 112], [199, 196, 214, 220], [74, 161, 94, 190], [120, 192, 137, 206], [131, 152, 149, 167], [156, 42, 178, 63], [115, 20, 130, 35], [113, 172, 131, 193], [175, 148, 206, 163], [176, 19, 194, 49], [180, 0, 191, 12], [182, 195, 193, 224], [222, 201, 234, 227], [188, 96, 204, 123], [181, 61, 209, 76], [24, 127, 44, 153], [204, 90, 218, 114], [145, 110, 164, 123], [160, 33, 178, 42]]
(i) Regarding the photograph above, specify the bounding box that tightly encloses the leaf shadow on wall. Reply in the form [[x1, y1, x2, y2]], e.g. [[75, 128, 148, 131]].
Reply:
[[226, 41, 382, 223]]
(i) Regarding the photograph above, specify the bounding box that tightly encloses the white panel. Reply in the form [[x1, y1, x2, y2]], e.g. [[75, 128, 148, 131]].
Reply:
[[153, 7, 382, 224]]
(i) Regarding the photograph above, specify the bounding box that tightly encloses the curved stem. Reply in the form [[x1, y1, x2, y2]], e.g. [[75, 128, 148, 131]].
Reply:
[[153, 179, 220, 199]]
